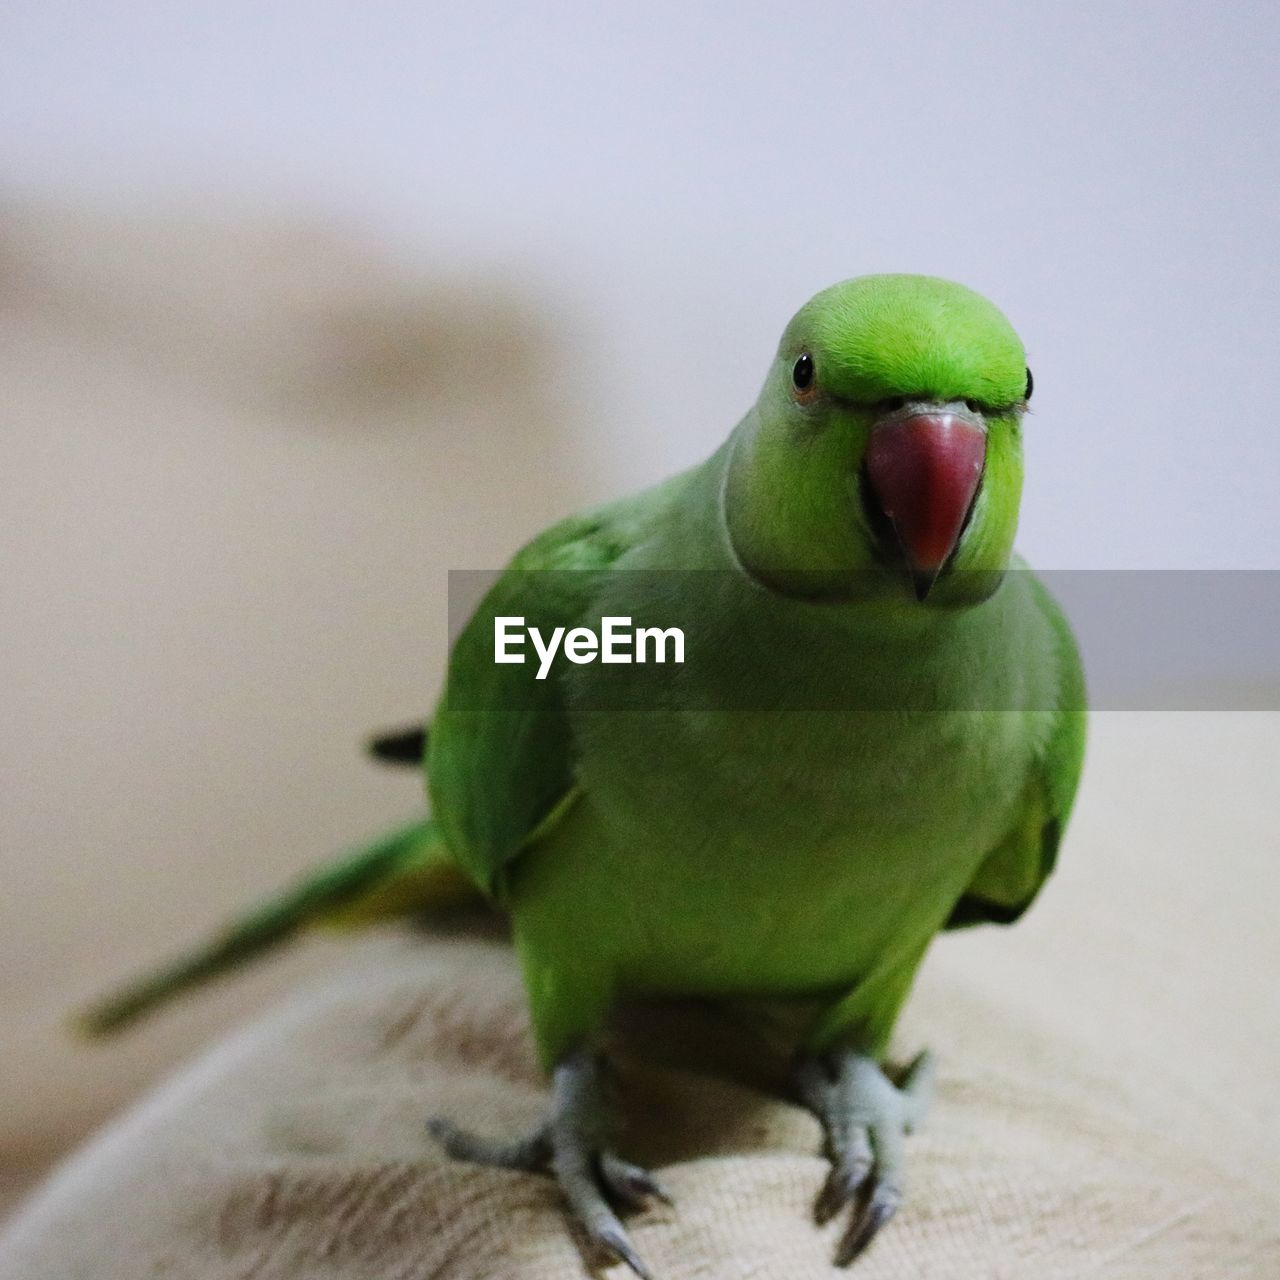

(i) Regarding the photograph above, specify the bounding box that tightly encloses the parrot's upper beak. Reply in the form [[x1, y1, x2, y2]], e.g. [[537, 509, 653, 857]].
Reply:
[[864, 405, 987, 601]]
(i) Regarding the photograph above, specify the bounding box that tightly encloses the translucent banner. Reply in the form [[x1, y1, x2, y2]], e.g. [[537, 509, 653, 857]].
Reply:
[[444, 570, 1279, 711]]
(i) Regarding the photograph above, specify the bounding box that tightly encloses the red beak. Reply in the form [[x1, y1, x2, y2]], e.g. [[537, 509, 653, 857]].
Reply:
[[865, 411, 986, 599]]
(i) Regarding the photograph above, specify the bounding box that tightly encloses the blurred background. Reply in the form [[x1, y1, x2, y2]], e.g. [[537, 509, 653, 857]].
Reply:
[[2, 1, 1277, 1219]]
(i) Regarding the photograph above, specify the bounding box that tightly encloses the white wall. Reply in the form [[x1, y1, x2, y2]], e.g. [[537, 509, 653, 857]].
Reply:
[[3, 0, 1277, 570]]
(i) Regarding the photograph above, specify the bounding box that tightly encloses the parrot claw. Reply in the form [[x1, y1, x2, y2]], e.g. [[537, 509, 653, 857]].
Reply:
[[792, 1048, 935, 1266], [595, 1223, 655, 1280], [599, 1151, 675, 1210], [429, 1049, 666, 1279], [835, 1188, 902, 1266], [425, 1114, 551, 1170]]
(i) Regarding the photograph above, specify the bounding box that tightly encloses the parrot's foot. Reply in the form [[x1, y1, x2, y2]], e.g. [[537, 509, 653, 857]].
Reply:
[[428, 1049, 669, 1280], [792, 1048, 935, 1266]]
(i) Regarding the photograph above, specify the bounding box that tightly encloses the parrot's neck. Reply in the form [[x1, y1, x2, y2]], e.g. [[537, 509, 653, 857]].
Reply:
[[697, 430, 1008, 637]]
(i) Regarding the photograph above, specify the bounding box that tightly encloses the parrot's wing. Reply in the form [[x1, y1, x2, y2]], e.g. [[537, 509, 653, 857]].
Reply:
[[367, 722, 429, 766], [945, 575, 1086, 928], [427, 505, 644, 899]]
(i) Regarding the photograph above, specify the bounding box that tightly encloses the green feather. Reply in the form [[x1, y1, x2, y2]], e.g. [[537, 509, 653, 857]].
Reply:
[[81, 275, 1085, 1086], [76, 820, 460, 1036]]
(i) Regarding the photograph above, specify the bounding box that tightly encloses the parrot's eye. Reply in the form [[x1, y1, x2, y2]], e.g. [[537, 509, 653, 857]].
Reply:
[[791, 352, 816, 402], [1024, 367, 1034, 401]]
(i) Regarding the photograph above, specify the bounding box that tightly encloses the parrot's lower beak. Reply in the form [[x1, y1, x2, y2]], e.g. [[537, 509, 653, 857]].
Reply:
[[865, 406, 987, 601]]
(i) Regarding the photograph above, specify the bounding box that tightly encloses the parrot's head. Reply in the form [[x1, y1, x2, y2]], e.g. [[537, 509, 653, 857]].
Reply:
[[724, 274, 1030, 607]]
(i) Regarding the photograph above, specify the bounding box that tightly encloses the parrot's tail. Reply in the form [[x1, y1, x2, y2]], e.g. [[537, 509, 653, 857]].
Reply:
[[75, 818, 482, 1038]]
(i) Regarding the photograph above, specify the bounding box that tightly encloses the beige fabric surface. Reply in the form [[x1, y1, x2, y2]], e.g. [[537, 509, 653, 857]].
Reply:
[[1, 714, 1278, 1279], [0, 201, 583, 1209]]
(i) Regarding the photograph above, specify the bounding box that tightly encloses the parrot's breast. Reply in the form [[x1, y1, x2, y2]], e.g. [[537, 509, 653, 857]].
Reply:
[[512, 569, 1058, 1002]]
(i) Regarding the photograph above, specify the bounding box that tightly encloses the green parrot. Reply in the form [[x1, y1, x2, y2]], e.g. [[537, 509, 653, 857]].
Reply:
[[80, 274, 1085, 1274]]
